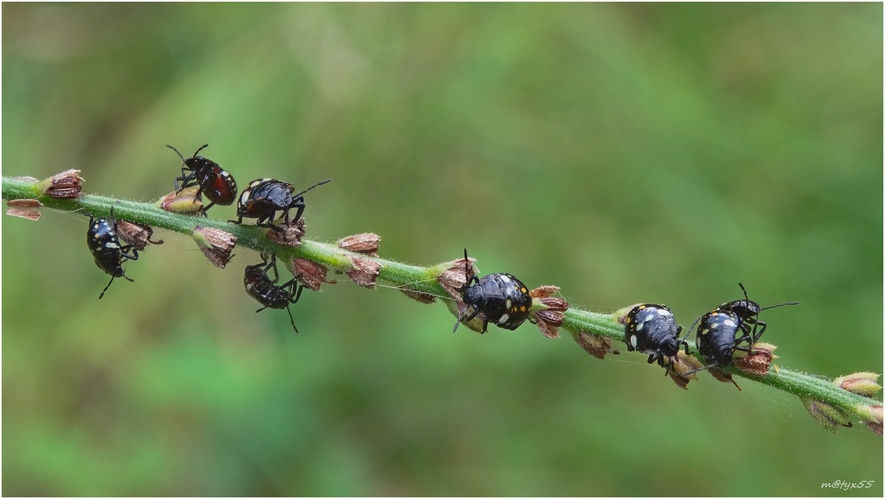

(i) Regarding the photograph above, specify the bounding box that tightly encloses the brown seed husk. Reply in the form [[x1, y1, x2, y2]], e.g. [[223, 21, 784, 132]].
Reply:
[[192, 226, 236, 268], [337, 232, 381, 256], [572, 331, 619, 360], [734, 342, 778, 377], [117, 220, 164, 251], [286, 257, 334, 291], [266, 218, 306, 247], [6, 199, 43, 221], [43, 169, 85, 199], [437, 256, 474, 300], [347, 257, 381, 288]]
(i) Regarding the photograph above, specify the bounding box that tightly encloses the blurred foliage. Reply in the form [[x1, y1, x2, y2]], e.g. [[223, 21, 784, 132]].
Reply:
[[3, 3, 882, 496]]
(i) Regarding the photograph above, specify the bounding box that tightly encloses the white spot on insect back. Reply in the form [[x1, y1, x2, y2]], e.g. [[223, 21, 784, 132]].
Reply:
[[498, 313, 510, 324], [506, 298, 512, 309], [636, 321, 644, 331], [104, 241, 120, 249], [630, 335, 638, 349], [500, 275, 511, 284], [723, 319, 737, 328]]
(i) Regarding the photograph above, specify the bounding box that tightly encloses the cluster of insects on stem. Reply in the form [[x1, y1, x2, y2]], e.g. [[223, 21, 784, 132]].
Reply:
[[623, 284, 799, 388], [87, 144, 330, 332], [83, 145, 800, 389], [8, 155, 878, 436]]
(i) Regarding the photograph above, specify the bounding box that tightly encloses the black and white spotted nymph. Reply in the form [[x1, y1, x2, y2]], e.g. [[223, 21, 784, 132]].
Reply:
[[453, 249, 533, 333], [689, 283, 798, 373], [624, 304, 688, 369], [86, 207, 139, 299]]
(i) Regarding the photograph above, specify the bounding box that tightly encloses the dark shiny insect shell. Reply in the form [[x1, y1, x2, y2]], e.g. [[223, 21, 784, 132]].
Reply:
[[694, 309, 744, 368], [718, 298, 762, 319], [716, 283, 799, 343], [453, 249, 532, 333], [86, 209, 139, 299], [167, 144, 238, 212], [624, 304, 687, 369], [244, 253, 303, 333], [231, 178, 331, 231], [690, 284, 799, 372]]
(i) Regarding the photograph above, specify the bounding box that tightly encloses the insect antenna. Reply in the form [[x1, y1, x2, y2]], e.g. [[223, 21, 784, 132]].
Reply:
[[166, 144, 186, 163], [759, 301, 800, 312], [291, 179, 332, 198]]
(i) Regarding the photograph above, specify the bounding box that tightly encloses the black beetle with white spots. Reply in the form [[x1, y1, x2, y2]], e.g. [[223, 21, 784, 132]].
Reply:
[[86, 207, 140, 299], [623, 303, 689, 373], [685, 283, 799, 375], [453, 249, 533, 334]]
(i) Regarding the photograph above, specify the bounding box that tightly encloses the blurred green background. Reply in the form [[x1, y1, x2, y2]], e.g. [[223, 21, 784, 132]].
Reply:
[[3, 3, 882, 496]]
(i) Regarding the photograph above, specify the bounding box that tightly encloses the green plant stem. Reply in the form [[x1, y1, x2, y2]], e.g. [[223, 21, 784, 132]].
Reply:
[[3, 175, 880, 430]]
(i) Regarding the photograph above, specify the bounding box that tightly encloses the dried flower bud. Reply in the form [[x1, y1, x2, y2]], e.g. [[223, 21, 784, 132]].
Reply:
[[347, 257, 381, 288], [734, 342, 777, 377], [158, 186, 203, 215], [532, 291, 569, 339], [529, 285, 560, 299], [116, 220, 164, 251], [669, 373, 690, 390], [665, 352, 705, 389], [38, 169, 85, 199], [854, 404, 883, 436], [437, 257, 474, 300], [284, 257, 333, 291], [192, 226, 236, 268], [6, 199, 43, 221], [834, 372, 882, 397], [337, 232, 381, 256], [266, 218, 306, 247], [535, 310, 562, 338], [801, 397, 854, 433], [399, 287, 437, 304], [538, 297, 568, 312], [535, 310, 564, 328], [571, 331, 619, 360], [708, 368, 742, 391]]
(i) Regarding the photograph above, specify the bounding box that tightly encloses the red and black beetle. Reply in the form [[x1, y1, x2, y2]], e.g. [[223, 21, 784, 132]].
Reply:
[[167, 144, 238, 214]]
